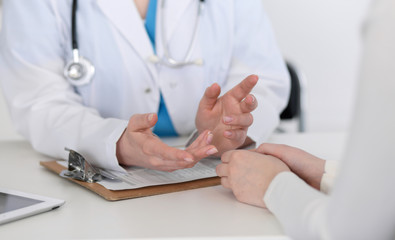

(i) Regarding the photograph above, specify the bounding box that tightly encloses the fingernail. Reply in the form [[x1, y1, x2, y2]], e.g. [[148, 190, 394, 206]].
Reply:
[[184, 158, 194, 162], [206, 147, 218, 155], [148, 113, 154, 121], [224, 131, 232, 138], [206, 132, 213, 144], [223, 116, 233, 124], [250, 95, 256, 103]]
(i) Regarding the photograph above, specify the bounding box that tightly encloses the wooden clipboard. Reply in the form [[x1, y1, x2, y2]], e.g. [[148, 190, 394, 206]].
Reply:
[[40, 161, 220, 201]]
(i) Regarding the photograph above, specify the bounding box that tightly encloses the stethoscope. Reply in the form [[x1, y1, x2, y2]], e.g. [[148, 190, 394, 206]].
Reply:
[[64, 0, 205, 86]]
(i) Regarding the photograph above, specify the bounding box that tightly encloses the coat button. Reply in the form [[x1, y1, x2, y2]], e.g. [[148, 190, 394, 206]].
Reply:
[[144, 88, 151, 94]]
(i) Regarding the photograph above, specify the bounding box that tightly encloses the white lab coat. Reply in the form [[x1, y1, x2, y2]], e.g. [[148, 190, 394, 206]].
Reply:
[[0, 0, 289, 171]]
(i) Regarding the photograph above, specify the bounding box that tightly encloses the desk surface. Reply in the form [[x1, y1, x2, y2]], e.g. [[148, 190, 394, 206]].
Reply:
[[0, 132, 347, 239]]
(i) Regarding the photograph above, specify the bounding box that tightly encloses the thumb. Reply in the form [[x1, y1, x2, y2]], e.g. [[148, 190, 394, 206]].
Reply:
[[128, 113, 158, 132], [199, 83, 221, 110]]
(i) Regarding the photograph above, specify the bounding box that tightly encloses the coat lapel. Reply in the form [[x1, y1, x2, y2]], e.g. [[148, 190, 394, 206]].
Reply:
[[156, 0, 194, 55], [97, 0, 195, 75], [96, 0, 157, 79], [157, 0, 194, 42]]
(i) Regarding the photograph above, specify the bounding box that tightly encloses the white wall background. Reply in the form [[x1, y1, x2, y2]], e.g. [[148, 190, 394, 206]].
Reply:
[[0, 2, 20, 140], [262, 0, 371, 132], [0, 1, 371, 140]]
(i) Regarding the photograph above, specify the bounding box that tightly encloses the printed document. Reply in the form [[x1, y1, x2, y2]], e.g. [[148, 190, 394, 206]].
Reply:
[[98, 158, 220, 190], [59, 136, 221, 190], [58, 158, 220, 190]]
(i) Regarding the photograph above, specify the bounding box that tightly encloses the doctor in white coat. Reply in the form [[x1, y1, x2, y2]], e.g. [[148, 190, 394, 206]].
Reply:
[[0, 0, 289, 172]]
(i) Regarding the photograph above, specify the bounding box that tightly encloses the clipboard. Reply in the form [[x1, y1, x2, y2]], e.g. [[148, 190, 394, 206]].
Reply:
[[40, 161, 220, 201]]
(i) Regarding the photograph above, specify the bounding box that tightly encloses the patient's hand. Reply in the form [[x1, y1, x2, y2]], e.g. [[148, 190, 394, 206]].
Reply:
[[195, 75, 258, 155], [216, 150, 290, 208], [254, 143, 326, 190], [116, 113, 218, 172]]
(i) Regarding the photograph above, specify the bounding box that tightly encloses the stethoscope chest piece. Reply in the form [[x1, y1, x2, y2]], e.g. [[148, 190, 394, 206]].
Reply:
[[64, 55, 95, 86], [64, 0, 205, 87], [64, 0, 95, 86]]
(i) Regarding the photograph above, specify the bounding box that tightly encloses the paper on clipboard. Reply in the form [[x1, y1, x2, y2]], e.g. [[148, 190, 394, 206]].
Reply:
[[58, 158, 220, 190], [58, 135, 221, 190]]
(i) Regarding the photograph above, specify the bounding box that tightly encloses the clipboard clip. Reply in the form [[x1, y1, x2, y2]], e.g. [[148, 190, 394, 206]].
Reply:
[[60, 148, 103, 183]]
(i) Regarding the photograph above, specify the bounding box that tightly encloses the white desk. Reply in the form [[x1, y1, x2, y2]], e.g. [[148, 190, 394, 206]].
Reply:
[[0, 132, 347, 239]]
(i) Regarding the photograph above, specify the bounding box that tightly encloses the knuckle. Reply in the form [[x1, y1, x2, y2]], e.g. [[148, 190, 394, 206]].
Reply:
[[186, 162, 197, 168], [228, 164, 237, 176], [129, 114, 143, 125], [141, 141, 152, 155], [228, 159, 242, 174], [234, 131, 246, 146], [257, 143, 267, 151], [247, 114, 254, 125], [221, 177, 227, 185], [236, 139, 245, 147], [228, 150, 241, 161], [129, 114, 138, 123], [222, 150, 231, 158], [176, 161, 190, 168], [257, 143, 264, 149], [276, 144, 293, 159], [221, 178, 230, 188], [216, 165, 221, 174], [148, 158, 162, 168], [278, 144, 291, 151]]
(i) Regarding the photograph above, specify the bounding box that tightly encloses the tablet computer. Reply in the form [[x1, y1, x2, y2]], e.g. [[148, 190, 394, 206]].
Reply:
[[0, 187, 65, 225]]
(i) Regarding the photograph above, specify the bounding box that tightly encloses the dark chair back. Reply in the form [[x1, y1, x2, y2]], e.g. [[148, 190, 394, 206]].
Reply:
[[280, 62, 305, 132]]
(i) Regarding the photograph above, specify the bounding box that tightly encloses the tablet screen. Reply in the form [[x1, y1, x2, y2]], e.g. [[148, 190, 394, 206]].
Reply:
[[0, 188, 65, 225], [0, 192, 43, 214]]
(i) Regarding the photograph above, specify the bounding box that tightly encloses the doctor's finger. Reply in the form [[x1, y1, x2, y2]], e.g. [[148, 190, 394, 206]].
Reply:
[[147, 157, 191, 172], [128, 113, 158, 132], [228, 75, 258, 102], [149, 141, 194, 163], [240, 94, 258, 113], [223, 113, 253, 128], [199, 83, 221, 110], [224, 129, 247, 142], [188, 130, 213, 149], [188, 144, 218, 160]]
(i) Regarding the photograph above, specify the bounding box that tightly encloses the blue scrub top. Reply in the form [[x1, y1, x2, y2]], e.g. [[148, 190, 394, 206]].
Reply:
[[145, 0, 178, 137]]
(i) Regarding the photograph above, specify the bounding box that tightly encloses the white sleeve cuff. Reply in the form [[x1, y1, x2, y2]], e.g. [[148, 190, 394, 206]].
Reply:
[[264, 171, 329, 239], [78, 118, 128, 173], [104, 119, 129, 172], [320, 160, 339, 194]]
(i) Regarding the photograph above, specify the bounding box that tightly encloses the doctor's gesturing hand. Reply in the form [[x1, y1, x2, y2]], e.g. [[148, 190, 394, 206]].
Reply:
[[116, 113, 218, 172], [195, 75, 259, 155]]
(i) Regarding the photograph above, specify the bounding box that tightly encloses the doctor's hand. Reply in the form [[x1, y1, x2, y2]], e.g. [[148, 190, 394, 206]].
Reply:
[[116, 113, 218, 172], [195, 75, 259, 156], [254, 144, 326, 190], [216, 150, 290, 208]]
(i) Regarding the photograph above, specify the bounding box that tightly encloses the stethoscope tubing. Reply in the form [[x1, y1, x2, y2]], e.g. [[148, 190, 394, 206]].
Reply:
[[159, 0, 205, 67], [71, 0, 79, 51], [65, 0, 205, 85]]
